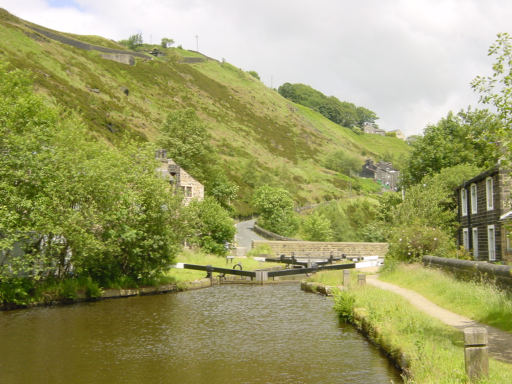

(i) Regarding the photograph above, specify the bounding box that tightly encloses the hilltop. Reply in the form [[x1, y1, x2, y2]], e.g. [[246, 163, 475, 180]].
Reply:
[[0, 8, 410, 214]]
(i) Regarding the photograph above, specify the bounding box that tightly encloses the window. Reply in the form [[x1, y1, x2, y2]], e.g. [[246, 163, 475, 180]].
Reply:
[[470, 183, 477, 214], [461, 188, 467, 216], [472, 227, 478, 258], [462, 228, 469, 250], [486, 177, 494, 211], [488, 225, 496, 261], [185, 186, 192, 197]]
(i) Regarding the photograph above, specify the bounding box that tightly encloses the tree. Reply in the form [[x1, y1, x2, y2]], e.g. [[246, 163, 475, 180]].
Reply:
[[247, 71, 260, 80], [252, 185, 298, 237], [161, 37, 174, 48], [301, 212, 333, 241], [0, 66, 186, 290], [127, 33, 143, 49], [400, 109, 500, 186], [186, 197, 235, 255]]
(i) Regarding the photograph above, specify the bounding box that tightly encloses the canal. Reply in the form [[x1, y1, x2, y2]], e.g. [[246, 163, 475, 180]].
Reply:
[[0, 284, 402, 383]]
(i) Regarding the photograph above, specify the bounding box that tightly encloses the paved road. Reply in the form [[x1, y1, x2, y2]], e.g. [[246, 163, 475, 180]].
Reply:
[[367, 275, 512, 363], [235, 219, 264, 249]]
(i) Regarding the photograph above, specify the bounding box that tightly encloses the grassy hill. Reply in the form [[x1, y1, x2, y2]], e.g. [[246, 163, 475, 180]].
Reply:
[[0, 8, 410, 214]]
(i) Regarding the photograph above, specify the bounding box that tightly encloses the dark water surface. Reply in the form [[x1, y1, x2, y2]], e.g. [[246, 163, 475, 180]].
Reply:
[[0, 284, 402, 383]]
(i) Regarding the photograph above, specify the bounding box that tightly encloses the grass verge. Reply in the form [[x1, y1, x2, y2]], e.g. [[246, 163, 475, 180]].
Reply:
[[379, 263, 512, 333], [306, 271, 512, 383]]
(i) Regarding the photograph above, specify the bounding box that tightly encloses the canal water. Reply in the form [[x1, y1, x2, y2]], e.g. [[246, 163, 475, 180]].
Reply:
[[0, 284, 402, 383]]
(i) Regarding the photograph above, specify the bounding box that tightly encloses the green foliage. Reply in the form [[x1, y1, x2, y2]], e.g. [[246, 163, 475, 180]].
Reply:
[[324, 150, 362, 176], [0, 66, 186, 291], [186, 197, 235, 255], [252, 185, 298, 237], [278, 82, 378, 129], [333, 289, 356, 321], [246, 243, 272, 257], [158, 109, 238, 208], [300, 212, 333, 241], [247, 70, 260, 80], [161, 37, 174, 48], [126, 33, 143, 49], [312, 198, 379, 242], [401, 109, 499, 186]]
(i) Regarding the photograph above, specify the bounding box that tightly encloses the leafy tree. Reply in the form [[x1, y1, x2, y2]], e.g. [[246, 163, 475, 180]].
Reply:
[[252, 185, 298, 236], [126, 33, 143, 49], [401, 109, 500, 186], [277, 82, 378, 130], [186, 197, 235, 255], [301, 212, 333, 241], [247, 70, 260, 80], [161, 37, 174, 48], [0, 66, 186, 290], [158, 109, 238, 208]]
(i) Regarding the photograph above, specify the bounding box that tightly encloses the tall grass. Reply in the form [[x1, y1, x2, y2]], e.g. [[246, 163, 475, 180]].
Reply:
[[380, 264, 512, 332], [332, 284, 512, 383]]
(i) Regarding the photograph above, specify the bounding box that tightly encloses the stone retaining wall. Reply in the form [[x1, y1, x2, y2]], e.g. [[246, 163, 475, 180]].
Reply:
[[423, 255, 512, 290], [252, 240, 388, 258], [252, 224, 298, 241]]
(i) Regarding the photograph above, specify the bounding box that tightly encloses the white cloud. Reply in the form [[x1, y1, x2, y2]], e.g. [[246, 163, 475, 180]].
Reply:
[[0, 0, 511, 135]]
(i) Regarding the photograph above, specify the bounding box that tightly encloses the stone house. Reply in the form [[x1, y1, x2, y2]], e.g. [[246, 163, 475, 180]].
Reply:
[[456, 166, 512, 262], [360, 159, 400, 191], [363, 122, 386, 136], [389, 129, 405, 140], [156, 150, 204, 205]]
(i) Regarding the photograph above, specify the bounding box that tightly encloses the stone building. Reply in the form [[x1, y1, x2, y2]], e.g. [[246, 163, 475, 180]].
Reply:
[[362, 122, 386, 136], [360, 159, 400, 191], [456, 166, 512, 262], [156, 150, 204, 205]]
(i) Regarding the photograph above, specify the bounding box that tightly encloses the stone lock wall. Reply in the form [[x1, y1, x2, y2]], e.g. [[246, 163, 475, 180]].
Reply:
[[252, 240, 388, 258]]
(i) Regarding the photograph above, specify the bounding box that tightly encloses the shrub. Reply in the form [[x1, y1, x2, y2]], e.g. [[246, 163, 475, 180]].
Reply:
[[301, 212, 333, 241]]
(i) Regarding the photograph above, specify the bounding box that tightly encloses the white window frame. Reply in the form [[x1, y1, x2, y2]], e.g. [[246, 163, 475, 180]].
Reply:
[[472, 227, 478, 259], [486, 177, 494, 211], [470, 183, 477, 214], [487, 225, 496, 261], [461, 188, 467, 216], [462, 228, 469, 250]]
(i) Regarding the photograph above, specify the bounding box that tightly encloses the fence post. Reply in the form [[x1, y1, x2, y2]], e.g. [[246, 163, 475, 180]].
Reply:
[[343, 270, 351, 288], [464, 327, 488, 381], [358, 274, 366, 286]]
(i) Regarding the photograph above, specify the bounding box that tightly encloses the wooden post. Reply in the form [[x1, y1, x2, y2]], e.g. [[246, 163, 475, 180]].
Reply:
[[464, 327, 488, 381], [343, 270, 351, 288], [358, 274, 366, 286]]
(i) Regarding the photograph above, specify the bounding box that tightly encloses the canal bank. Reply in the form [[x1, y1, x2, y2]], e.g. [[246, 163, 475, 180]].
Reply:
[[302, 275, 512, 383]]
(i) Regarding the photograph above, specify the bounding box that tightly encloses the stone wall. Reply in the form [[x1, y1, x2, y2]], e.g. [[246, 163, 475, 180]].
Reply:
[[252, 240, 388, 258], [101, 53, 135, 65], [252, 224, 298, 241], [423, 255, 512, 290]]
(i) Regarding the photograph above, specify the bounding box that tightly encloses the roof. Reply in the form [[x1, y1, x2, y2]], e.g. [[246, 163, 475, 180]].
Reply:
[[456, 166, 500, 190]]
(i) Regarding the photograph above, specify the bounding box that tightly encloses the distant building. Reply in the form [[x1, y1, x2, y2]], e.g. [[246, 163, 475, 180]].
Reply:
[[455, 166, 512, 262], [156, 149, 204, 205], [362, 122, 386, 136], [389, 129, 405, 140], [360, 159, 400, 191]]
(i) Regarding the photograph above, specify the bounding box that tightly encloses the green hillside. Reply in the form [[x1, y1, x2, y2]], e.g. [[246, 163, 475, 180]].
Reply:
[[0, 8, 410, 214]]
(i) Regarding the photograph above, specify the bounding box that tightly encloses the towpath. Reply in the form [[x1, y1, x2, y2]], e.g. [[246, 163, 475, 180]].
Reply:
[[367, 275, 512, 364]]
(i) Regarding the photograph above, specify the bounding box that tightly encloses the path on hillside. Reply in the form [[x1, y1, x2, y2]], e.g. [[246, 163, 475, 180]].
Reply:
[[367, 275, 512, 364], [235, 219, 264, 249]]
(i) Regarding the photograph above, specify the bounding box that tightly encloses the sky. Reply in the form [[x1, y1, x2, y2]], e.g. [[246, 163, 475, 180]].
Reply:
[[1, 0, 511, 136]]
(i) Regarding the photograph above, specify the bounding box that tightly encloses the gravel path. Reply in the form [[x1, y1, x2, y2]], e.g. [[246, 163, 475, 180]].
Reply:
[[367, 275, 512, 364]]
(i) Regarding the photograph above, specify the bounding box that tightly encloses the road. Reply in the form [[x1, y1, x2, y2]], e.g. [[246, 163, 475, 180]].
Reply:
[[235, 219, 264, 249]]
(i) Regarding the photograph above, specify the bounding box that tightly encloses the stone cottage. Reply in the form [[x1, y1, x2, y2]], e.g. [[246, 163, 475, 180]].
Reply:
[[360, 159, 400, 191], [156, 149, 204, 205], [456, 166, 512, 262]]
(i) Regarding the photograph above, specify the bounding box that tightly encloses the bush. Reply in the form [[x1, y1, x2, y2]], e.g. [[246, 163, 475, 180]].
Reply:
[[387, 222, 455, 262], [301, 212, 333, 241], [186, 197, 236, 255], [252, 185, 298, 237]]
